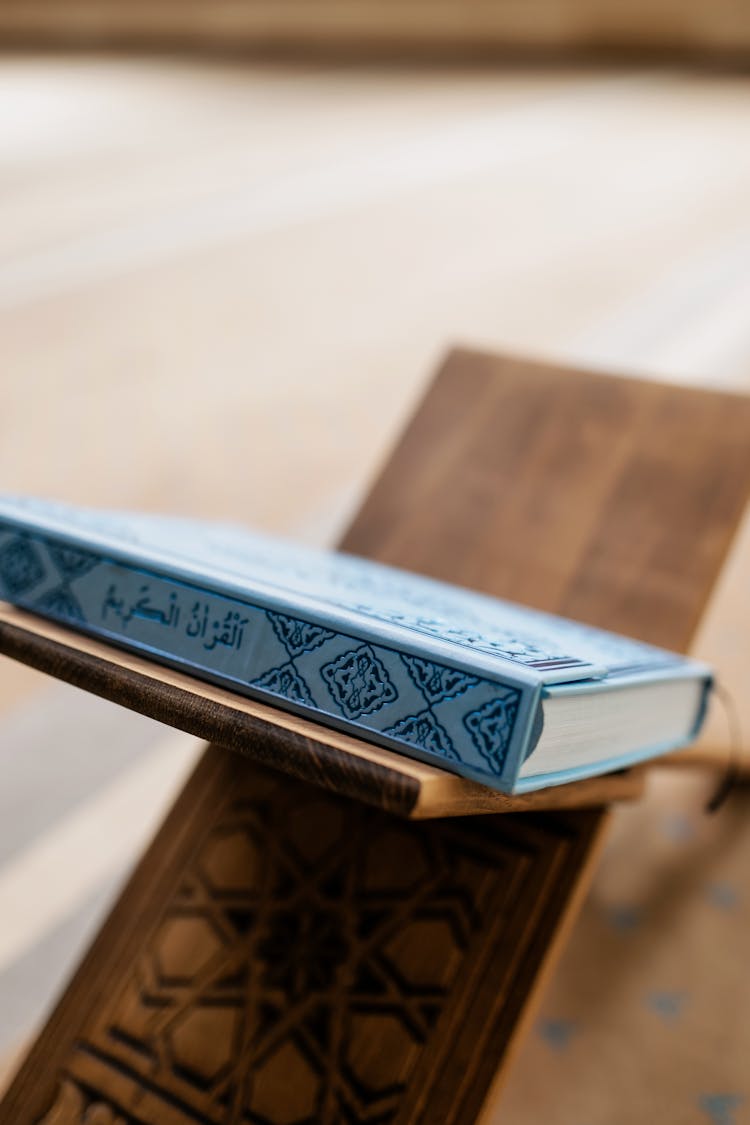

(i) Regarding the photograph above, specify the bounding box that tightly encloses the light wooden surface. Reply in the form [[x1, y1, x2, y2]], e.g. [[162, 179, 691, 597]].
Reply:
[[1, 56, 750, 1108]]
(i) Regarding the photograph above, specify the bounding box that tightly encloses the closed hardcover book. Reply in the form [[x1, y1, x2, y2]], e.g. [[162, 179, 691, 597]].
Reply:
[[0, 496, 711, 793]]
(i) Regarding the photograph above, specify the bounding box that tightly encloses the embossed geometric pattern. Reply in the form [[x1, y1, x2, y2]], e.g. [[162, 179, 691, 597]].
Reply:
[[464, 692, 521, 772], [30, 755, 598, 1125], [358, 612, 577, 668], [47, 543, 99, 581], [321, 645, 398, 719], [0, 536, 44, 596], [267, 612, 334, 658], [384, 710, 458, 760], [34, 586, 86, 623], [400, 655, 478, 705], [251, 663, 316, 707]]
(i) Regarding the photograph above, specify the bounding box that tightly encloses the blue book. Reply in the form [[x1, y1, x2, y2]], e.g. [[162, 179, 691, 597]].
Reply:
[[0, 496, 711, 793]]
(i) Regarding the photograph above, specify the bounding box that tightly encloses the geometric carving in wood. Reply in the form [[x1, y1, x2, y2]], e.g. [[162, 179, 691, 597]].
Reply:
[[28, 750, 603, 1125]]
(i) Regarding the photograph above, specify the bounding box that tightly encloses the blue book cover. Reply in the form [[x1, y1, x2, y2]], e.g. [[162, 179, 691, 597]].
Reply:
[[0, 496, 711, 793]]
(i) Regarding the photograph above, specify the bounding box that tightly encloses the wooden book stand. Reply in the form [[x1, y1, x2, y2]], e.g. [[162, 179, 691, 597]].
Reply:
[[2, 349, 749, 1125]]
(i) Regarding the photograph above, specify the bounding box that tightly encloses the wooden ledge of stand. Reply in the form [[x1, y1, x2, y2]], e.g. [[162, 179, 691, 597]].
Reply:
[[0, 602, 645, 819]]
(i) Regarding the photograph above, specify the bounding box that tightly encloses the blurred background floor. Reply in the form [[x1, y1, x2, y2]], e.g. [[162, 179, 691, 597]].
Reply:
[[1, 54, 750, 1122]]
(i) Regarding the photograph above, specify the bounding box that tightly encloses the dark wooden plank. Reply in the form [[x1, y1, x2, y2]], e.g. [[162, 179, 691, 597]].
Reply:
[[2, 748, 608, 1125], [2, 348, 749, 1125], [345, 349, 750, 652]]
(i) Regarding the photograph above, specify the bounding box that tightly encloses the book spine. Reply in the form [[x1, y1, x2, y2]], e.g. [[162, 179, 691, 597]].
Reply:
[[0, 524, 539, 790]]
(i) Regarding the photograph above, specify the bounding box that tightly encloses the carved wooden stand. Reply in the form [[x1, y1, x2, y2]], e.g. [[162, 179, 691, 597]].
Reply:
[[2, 349, 749, 1125]]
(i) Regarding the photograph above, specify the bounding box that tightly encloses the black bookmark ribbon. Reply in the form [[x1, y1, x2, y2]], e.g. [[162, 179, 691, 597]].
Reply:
[[705, 682, 744, 814]]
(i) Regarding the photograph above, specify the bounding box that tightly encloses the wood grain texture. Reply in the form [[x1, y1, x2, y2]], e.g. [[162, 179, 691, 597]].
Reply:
[[0, 603, 645, 819], [2, 348, 749, 1125], [345, 349, 750, 654], [3, 0, 750, 59]]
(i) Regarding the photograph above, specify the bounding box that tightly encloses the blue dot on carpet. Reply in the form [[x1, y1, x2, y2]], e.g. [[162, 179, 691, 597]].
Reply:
[[538, 1018, 578, 1050], [699, 1093, 744, 1125]]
